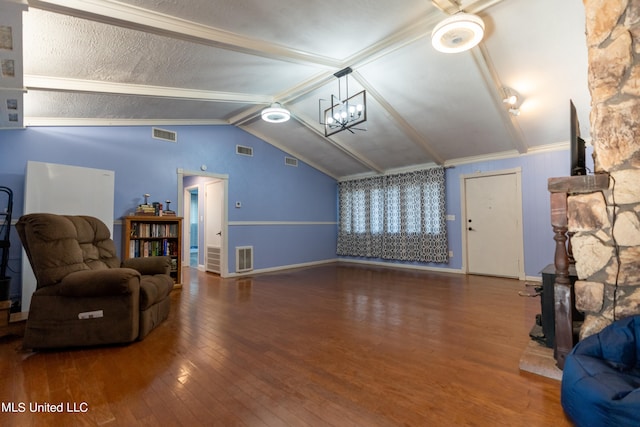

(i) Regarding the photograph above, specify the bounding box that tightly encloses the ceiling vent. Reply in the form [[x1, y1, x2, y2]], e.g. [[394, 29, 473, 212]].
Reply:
[[236, 145, 253, 156], [152, 127, 177, 142], [285, 156, 298, 167]]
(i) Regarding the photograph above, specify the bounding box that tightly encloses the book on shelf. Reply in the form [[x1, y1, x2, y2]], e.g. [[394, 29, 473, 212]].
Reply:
[[128, 238, 177, 258], [129, 222, 178, 238], [135, 204, 157, 216]]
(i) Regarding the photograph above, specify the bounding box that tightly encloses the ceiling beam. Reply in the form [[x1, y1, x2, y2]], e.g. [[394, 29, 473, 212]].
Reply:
[[23, 117, 228, 126], [24, 75, 272, 104], [431, 0, 508, 15], [286, 107, 386, 175], [28, 0, 342, 69], [227, 71, 335, 126], [471, 44, 528, 153]]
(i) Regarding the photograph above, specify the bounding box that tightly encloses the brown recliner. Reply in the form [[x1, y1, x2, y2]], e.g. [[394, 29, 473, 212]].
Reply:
[[16, 213, 174, 349]]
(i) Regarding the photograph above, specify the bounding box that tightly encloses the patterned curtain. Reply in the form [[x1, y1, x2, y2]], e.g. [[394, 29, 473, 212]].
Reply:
[[337, 167, 448, 263]]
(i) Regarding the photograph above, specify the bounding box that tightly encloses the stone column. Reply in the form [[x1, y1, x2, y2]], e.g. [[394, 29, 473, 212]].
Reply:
[[571, 0, 640, 338]]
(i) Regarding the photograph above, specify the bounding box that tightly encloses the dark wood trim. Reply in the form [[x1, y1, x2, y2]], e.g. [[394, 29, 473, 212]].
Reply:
[[548, 174, 609, 369]]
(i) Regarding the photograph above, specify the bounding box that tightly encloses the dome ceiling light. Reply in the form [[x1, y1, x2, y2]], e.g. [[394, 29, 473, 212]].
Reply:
[[431, 12, 485, 53], [261, 103, 290, 123]]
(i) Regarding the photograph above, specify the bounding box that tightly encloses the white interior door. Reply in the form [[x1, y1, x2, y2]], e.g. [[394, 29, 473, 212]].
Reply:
[[205, 180, 223, 274], [464, 170, 524, 279]]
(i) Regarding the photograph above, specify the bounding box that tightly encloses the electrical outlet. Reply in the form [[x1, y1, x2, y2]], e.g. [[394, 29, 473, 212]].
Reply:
[[449, 251, 454, 258]]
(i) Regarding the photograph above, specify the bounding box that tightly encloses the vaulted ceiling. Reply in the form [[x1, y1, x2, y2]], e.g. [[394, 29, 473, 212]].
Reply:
[[20, 0, 590, 179]]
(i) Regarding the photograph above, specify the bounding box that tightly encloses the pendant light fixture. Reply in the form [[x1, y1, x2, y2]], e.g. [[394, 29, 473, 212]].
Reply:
[[318, 67, 367, 137]]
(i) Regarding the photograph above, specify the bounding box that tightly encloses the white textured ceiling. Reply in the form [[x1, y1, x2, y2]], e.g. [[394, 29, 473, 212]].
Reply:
[[20, 0, 591, 179]]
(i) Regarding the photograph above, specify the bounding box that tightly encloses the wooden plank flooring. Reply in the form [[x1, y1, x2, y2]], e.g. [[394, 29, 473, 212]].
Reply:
[[0, 263, 570, 426]]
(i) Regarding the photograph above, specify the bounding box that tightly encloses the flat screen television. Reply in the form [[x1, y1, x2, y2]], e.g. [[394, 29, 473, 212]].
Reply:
[[570, 99, 586, 176]]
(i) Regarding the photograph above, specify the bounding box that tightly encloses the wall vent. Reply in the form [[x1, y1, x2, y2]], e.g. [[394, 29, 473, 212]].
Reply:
[[284, 156, 298, 167], [236, 246, 253, 272], [236, 145, 253, 156], [152, 127, 177, 142]]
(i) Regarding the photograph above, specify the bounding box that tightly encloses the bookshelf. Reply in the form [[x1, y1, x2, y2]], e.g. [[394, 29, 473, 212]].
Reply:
[[122, 216, 183, 289]]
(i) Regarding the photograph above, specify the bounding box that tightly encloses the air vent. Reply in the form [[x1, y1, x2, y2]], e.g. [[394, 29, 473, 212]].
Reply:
[[285, 157, 298, 167], [236, 246, 253, 272], [236, 145, 253, 156], [152, 127, 177, 142]]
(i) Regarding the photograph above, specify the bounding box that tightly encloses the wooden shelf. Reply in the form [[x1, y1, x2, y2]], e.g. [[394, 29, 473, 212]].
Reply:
[[548, 173, 609, 194], [122, 216, 183, 289]]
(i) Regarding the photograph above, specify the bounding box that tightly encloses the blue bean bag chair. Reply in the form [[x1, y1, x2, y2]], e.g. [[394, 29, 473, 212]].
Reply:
[[561, 315, 640, 427]]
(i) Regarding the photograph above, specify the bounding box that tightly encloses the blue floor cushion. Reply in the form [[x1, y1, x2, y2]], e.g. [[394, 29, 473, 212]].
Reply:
[[561, 315, 640, 426]]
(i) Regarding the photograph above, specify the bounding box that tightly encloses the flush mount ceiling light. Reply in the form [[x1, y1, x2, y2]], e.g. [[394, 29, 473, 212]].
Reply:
[[261, 103, 290, 123], [431, 12, 485, 53]]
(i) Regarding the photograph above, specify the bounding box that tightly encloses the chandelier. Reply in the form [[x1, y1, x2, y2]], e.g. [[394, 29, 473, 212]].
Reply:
[[319, 67, 367, 137]]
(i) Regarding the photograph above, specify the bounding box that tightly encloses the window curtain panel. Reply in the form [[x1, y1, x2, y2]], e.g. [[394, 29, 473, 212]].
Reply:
[[337, 167, 448, 263]]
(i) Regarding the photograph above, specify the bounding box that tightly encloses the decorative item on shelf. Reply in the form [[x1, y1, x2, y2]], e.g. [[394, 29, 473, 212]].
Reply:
[[152, 201, 162, 216], [135, 193, 156, 216], [163, 199, 176, 216], [431, 12, 485, 53], [318, 67, 367, 137]]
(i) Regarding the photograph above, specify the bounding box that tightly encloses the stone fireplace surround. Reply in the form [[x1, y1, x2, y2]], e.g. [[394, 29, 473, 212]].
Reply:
[[566, 1, 640, 343]]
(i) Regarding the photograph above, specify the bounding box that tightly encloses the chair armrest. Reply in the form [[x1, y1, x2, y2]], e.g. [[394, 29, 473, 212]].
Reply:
[[56, 268, 141, 297], [122, 256, 171, 275]]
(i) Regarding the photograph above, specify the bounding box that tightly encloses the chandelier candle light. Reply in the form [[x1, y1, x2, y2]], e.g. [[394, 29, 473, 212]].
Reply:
[[319, 67, 367, 137]]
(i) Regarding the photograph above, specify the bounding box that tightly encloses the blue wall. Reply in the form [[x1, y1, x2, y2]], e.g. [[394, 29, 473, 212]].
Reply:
[[0, 125, 338, 305], [444, 150, 569, 277], [0, 123, 582, 307]]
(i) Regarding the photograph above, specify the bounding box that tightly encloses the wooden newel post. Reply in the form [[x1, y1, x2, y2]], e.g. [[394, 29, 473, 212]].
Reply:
[[550, 191, 572, 369], [548, 173, 609, 369]]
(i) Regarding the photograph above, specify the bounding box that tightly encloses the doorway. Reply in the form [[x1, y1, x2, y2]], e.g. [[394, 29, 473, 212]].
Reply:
[[177, 169, 229, 277], [461, 168, 525, 279], [187, 187, 198, 268], [204, 179, 223, 274]]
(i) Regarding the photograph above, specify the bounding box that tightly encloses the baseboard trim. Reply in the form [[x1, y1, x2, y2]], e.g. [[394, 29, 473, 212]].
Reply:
[[226, 258, 339, 278], [225, 258, 538, 279], [338, 258, 465, 274]]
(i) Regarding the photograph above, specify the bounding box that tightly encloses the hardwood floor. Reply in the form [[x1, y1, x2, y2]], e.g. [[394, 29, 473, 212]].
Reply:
[[0, 263, 570, 426]]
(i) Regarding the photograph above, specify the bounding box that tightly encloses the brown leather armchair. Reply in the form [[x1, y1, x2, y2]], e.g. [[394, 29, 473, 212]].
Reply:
[[16, 213, 173, 349]]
